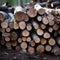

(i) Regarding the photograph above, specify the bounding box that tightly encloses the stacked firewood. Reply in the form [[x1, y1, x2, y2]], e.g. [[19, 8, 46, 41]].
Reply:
[[0, 5, 60, 55]]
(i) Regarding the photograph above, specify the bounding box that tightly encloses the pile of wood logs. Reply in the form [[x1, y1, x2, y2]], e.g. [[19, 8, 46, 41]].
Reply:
[[0, 5, 60, 55]]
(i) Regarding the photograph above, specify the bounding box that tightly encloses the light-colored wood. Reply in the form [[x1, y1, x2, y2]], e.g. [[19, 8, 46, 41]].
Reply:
[[26, 37, 31, 42], [27, 8, 37, 18], [48, 27, 53, 33], [22, 37, 26, 42], [40, 24, 46, 30], [42, 17, 49, 25], [5, 37, 10, 42], [37, 28, 44, 36], [18, 38, 22, 43], [36, 45, 44, 53], [20, 42, 27, 49], [48, 38, 56, 46], [33, 34, 40, 43], [49, 20, 54, 26], [32, 21, 39, 29], [41, 38, 47, 45], [19, 21, 26, 30], [28, 46, 35, 54], [14, 21, 19, 29], [43, 32, 50, 39], [30, 41, 35, 47], [26, 23, 32, 31], [37, 16, 42, 22], [38, 9, 45, 15], [6, 28, 11, 32], [22, 30, 29, 37], [45, 45, 52, 52], [1, 22, 8, 28]]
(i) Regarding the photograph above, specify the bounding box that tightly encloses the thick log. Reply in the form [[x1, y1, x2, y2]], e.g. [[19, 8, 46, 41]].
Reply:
[[26, 37, 31, 42]]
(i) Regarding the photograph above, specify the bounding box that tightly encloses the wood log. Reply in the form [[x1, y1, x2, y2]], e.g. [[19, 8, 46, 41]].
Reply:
[[22, 30, 29, 37], [1, 37, 5, 45], [19, 21, 26, 30], [38, 9, 45, 15], [20, 42, 27, 49], [37, 28, 44, 36], [27, 8, 37, 18], [5, 37, 10, 42], [30, 41, 35, 47], [0, 28, 5, 33], [18, 38, 22, 43], [1, 22, 8, 28], [8, 22, 14, 29], [6, 27, 11, 32], [10, 32, 18, 41], [36, 45, 44, 53], [14, 12, 26, 22], [48, 38, 56, 46], [48, 27, 53, 33], [11, 41, 17, 47], [40, 38, 47, 45], [28, 46, 35, 54], [37, 16, 42, 22], [49, 20, 54, 26], [53, 24, 59, 31], [14, 21, 19, 29], [22, 37, 27, 42], [43, 32, 50, 39], [5, 42, 11, 48], [2, 32, 10, 37], [40, 24, 46, 30], [32, 21, 39, 29], [26, 37, 31, 42], [26, 23, 32, 31], [47, 13, 54, 20], [45, 45, 52, 52], [42, 17, 49, 25], [32, 34, 40, 43]]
